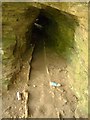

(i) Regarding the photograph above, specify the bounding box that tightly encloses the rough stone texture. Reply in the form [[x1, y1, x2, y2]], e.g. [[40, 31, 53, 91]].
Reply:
[[2, 3, 40, 90], [42, 3, 88, 117], [2, 2, 88, 117]]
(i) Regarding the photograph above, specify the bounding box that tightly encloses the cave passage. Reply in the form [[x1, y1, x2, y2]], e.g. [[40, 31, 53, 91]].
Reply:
[[26, 8, 79, 118], [30, 11, 52, 49], [27, 7, 78, 60], [2, 4, 83, 118]]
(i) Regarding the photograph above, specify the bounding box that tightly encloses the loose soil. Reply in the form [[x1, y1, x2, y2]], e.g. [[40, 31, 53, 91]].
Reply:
[[2, 39, 78, 118]]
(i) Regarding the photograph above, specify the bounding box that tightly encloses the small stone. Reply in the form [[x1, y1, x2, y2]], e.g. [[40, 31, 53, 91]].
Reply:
[[58, 68, 62, 72], [64, 70, 68, 73], [21, 100, 24, 104], [61, 89, 65, 93], [13, 116, 16, 118], [0, 49, 4, 55], [22, 113, 25, 118], [23, 66, 25, 68], [19, 107, 23, 111], [19, 116, 22, 118], [14, 106, 16, 109], [63, 99, 68, 104], [60, 110, 65, 116], [59, 68, 61, 70], [56, 88, 65, 94], [33, 85, 36, 87], [67, 75, 70, 78]]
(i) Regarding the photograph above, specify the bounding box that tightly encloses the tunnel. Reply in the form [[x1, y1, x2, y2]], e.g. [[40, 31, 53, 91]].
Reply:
[[26, 9, 54, 52], [2, 3, 88, 118], [25, 7, 78, 60], [30, 12, 51, 46]]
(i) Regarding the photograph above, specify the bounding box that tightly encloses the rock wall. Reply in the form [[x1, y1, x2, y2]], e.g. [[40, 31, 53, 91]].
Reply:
[[2, 3, 40, 89], [41, 3, 88, 116]]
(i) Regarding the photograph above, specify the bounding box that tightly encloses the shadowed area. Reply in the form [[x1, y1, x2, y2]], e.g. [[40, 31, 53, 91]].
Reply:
[[26, 7, 78, 61]]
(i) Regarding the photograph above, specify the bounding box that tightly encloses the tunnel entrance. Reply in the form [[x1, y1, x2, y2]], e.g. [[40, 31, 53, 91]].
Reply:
[[26, 7, 79, 118], [26, 7, 78, 60], [30, 11, 52, 48]]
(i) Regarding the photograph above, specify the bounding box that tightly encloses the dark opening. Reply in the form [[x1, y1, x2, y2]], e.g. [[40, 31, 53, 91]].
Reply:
[[30, 13, 52, 47], [25, 7, 78, 60]]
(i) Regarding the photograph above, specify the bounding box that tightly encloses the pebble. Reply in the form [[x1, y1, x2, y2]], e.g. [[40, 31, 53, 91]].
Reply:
[[59, 96, 62, 100], [21, 101, 24, 104], [61, 89, 65, 93], [19, 107, 23, 111], [58, 68, 61, 71], [59, 110, 65, 116], [64, 70, 68, 73], [13, 116, 17, 118], [10, 116, 13, 118], [33, 85, 36, 87], [0, 49, 4, 55], [57, 88, 65, 93], [21, 114, 25, 118], [23, 66, 25, 68], [67, 75, 70, 78], [14, 106, 16, 109], [64, 99, 68, 104]]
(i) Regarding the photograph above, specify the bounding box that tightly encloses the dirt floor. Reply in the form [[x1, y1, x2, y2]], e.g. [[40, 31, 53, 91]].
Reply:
[[2, 39, 79, 118]]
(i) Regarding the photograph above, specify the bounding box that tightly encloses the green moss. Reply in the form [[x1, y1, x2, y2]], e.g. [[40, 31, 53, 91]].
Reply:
[[42, 8, 78, 61], [2, 34, 16, 49]]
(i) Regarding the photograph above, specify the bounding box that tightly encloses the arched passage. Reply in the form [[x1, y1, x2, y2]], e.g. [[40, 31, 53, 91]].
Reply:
[[25, 7, 78, 60]]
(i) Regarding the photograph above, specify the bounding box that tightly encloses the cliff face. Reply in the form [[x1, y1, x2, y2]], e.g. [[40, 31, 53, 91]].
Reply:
[[2, 2, 88, 117]]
